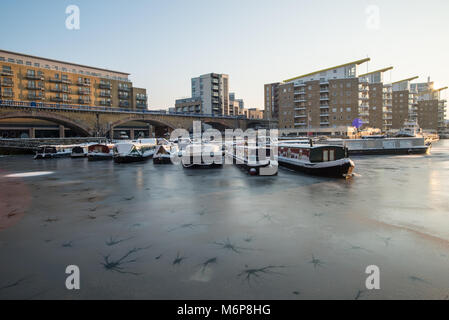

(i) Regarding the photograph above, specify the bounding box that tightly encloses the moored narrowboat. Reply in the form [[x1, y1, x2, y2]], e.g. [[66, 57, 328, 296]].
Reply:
[[113, 139, 157, 163], [153, 143, 178, 164], [34, 145, 72, 160], [229, 143, 278, 176], [181, 143, 223, 169], [71, 145, 89, 158], [278, 143, 354, 178], [87, 144, 114, 161]]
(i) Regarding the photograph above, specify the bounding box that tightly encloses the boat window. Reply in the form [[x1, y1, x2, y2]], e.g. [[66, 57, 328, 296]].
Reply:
[[329, 149, 335, 161], [323, 150, 329, 162]]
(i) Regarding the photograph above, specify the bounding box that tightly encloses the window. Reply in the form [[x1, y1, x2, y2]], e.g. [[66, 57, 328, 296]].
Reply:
[[26, 61, 32, 66], [17, 60, 23, 65], [0, 57, 4, 62], [8, 58, 15, 63], [346, 107, 351, 112], [323, 150, 329, 162], [34, 63, 40, 67]]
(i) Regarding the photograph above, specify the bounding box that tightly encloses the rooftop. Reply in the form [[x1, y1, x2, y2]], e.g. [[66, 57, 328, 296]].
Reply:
[[359, 66, 394, 77], [0, 49, 130, 79], [283, 58, 371, 83]]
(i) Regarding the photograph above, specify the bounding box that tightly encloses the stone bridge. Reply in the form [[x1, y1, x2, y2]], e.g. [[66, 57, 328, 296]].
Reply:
[[0, 101, 274, 138]]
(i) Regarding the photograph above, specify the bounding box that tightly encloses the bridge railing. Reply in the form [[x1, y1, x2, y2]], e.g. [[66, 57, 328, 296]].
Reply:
[[0, 99, 267, 121]]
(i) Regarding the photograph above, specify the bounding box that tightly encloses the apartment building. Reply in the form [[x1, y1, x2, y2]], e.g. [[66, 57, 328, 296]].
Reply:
[[268, 58, 371, 131], [174, 97, 202, 114], [247, 108, 264, 119], [264, 82, 280, 120], [411, 80, 447, 131], [0, 50, 148, 110], [228, 92, 245, 116], [391, 77, 419, 129], [358, 67, 393, 132]]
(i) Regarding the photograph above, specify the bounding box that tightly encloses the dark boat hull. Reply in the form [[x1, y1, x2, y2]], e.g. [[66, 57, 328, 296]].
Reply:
[[182, 162, 223, 169], [153, 156, 172, 164], [114, 154, 152, 163], [88, 154, 113, 161], [279, 159, 354, 178], [34, 153, 70, 160], [348, 146, 430, 156]]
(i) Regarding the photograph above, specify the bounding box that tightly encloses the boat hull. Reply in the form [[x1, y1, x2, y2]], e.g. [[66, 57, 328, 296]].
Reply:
[[182, 162, 223, 169], [88, 154, 113, 161], [279, 158, 354, 178], [34, 153, 71, 160], [153, 156, 172, 164], [348, 146, 430, 156], [114, 154, 153, 163]]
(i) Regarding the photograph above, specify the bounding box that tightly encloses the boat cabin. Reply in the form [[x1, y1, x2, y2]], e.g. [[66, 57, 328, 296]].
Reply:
[[278, 144, 347, 163]]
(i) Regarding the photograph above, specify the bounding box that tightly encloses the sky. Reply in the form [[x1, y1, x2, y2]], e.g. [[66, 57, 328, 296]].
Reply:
[[1, 0, 448, 114]]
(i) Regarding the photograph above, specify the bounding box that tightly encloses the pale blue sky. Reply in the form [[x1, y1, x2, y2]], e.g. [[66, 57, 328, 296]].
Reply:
[[1, 0, 448, 112]]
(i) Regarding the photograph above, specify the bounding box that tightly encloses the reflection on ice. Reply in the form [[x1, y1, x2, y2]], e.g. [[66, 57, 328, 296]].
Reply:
[[4, 171, 54, 178]]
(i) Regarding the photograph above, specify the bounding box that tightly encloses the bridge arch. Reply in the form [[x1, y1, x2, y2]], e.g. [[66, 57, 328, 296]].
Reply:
[[203, 120, 234, 131], [109, 116, 177, 130], [0, 111, 91, 136]]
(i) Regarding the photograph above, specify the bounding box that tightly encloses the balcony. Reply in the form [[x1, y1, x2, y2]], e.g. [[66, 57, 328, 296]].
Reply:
[[136, 103, 148, 108], [1, 80, 14, 87], [294, 122, 307, 126], [77, 81, 91, 87], [61, 79, 71, 84], [118, 94, 129, 100], [1, 70, 13, 76], [78, 89, 90, 95], [100, 92, 112, 98], [99, 101, 112, 106], [295, 114, 307, 118], [49, 78, 63, 83], [293, 83, 306, 88], [28, 94, 44, 100], [320, 87, 329, 93], [118, 87, 130, 92], [25, 74, 44, 80], [50, 88, 71, 93], [1, 91, 14, 98], [294, 98, 306, 103], [136, 95, 147, 101], [119, 101, 130, 107], [320, 113, 329, 117], [78, 99, 91, 104], [50, 96, 71, 103], [320, 96, 329, 101], [99, 83, 111, 89], [27, 85, 45, 91], [294, 107, 306, 111], [320, 105, 329, 109]]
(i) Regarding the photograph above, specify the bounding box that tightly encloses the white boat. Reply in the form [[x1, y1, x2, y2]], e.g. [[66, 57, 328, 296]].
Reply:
[[34, 145, 72, 159], [153, 142, 179, 164], [396, 120, 423, 138], [181, 143, 223, 168], [113, 139, 157, 163], [228, 140, 278, 176]]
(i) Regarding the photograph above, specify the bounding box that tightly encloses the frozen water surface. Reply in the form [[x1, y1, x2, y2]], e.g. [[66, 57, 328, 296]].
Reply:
[[0, 141, 449, 300]]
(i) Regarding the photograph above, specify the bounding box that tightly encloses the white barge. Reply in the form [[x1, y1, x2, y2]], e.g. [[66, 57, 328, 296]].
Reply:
[[113, 139, 157, 163], [328, 137, 431, 156], [34, 145, 72, 159]]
